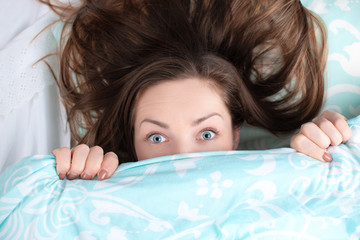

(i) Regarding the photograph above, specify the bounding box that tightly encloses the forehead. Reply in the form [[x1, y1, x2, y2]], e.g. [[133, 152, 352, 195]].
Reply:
[[134, 78, 229, 123]]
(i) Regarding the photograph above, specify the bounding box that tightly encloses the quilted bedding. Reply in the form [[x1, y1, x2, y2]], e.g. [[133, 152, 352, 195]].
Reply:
[[1, 116, 359, 239]]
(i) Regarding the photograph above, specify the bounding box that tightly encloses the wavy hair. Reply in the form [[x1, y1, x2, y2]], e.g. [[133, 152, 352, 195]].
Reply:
[[40, 0, 327, 162]]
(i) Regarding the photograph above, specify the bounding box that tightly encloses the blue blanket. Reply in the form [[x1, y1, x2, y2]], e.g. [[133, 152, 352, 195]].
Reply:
[[1, 116, 360, 239]]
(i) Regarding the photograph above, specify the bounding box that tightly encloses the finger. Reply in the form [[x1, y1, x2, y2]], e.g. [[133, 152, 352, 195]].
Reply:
[[320, 110, 347, 121], [81, 146, 104, 180], [299, 122, 331, 149], [52, 147, 71, 180], [320, 111, 352, 143], [290, 133, 332, 162], [67, 144, 90, 180], [97, 152, 119, 180], [313, 117, 344, 146]]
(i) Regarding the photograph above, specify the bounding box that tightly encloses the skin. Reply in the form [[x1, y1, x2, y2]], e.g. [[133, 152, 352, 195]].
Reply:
[[290, 110, 351, 162], [134, 78, 241, 160], [53, 77, 241, 180], [53, 80, 352, 181]]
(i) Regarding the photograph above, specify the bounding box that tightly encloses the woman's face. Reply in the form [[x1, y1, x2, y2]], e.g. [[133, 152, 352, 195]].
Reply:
[[133, 78, 241, 161]]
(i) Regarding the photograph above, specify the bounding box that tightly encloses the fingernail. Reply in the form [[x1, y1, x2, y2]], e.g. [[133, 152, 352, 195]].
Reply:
[[59, 173, 66, 180], [322, 152, 333, 162], [67, 172, 78, 180], [98, 169, 108, 180], [81, 172, 91, 180]]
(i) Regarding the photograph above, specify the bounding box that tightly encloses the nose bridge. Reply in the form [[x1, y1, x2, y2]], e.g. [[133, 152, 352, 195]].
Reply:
[[174, 136, 195, 155]]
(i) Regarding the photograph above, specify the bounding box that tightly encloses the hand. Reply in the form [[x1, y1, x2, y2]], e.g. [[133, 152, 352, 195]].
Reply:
[[290, 111, 352, 162], [52, 144, 119, 180]]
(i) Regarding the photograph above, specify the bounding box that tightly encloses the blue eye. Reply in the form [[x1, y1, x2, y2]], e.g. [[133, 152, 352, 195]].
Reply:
[[149, 134, 166, 143], [200, 130, 216, 140]]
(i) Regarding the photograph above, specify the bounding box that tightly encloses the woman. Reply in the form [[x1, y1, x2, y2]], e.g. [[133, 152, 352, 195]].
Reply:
[[54, 54, 248, 180], [44, 0, 350, 180], [53, 56, 351, 181]]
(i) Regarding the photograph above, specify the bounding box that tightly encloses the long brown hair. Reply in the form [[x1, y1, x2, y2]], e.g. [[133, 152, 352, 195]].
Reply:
[[40, 0, 327, 162]]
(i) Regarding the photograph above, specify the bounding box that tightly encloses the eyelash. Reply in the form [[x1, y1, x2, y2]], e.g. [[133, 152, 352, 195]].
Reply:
[[145, 132, 167, 143], [197, 128, 220, 141], [144, 128, 220, 143]]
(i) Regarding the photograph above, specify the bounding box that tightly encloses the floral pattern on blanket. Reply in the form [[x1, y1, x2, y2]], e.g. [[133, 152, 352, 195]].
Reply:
[[1, 116, 360, 240]]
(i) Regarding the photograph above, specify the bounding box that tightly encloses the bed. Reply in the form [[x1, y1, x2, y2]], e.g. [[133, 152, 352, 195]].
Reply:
[[1, 116, 360, 239], [0, 0, 360, 239]]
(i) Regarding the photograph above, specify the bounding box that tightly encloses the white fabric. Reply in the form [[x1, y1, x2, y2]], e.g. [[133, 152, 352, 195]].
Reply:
[[0, 85, 69, 173], [0, 3, 60, 115], [0, 0, 70, 173], [0, 0, 49, 50]]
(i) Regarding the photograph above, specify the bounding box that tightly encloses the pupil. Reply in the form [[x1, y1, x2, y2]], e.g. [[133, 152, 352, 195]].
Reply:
[[204, 132, 210, 139]]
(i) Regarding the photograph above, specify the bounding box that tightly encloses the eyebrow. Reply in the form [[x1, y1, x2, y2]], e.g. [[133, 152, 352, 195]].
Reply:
[[140, 119, 169, 129], [191, 113, 223, 126], [139, 113, 223, 129]]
